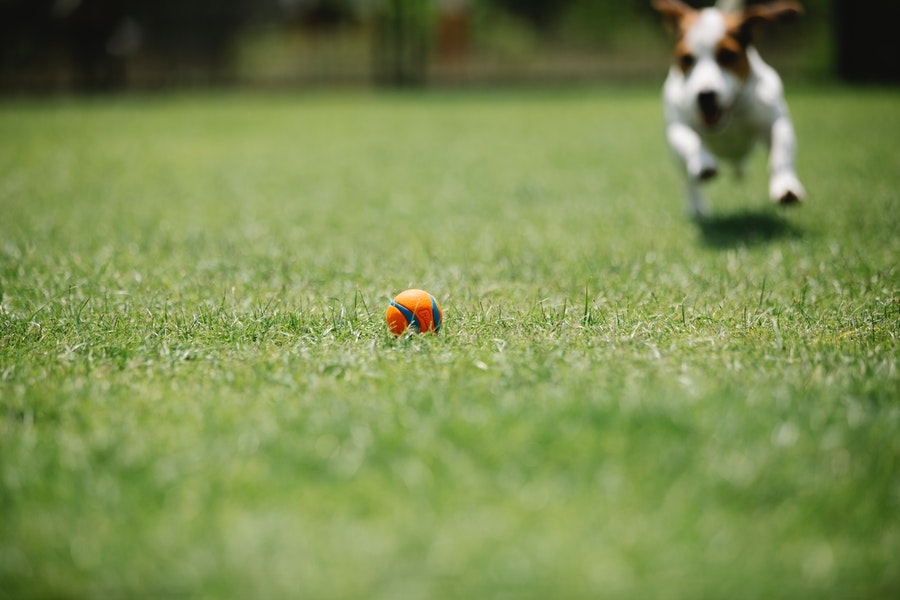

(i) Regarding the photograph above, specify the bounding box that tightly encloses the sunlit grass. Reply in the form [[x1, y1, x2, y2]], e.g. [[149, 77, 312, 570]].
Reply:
[[1, 87, 898, 599]]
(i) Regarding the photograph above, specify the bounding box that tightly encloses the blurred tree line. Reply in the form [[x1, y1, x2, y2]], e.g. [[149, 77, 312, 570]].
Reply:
[[0, 0, 894, 93]]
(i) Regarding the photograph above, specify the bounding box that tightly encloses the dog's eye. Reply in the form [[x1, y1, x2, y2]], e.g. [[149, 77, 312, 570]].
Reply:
[[679, 53, 696, 72], [717, 48, 739, 67]]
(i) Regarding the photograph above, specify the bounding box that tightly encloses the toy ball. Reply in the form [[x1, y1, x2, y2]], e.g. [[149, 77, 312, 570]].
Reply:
[[386, 289, 442, 336]]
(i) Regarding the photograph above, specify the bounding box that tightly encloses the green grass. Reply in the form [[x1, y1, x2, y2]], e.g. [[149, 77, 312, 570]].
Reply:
[[1, 86, 898, 599]]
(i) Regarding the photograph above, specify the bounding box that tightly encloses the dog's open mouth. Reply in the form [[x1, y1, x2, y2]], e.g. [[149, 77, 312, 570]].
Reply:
[[698, 93, 724, 127]]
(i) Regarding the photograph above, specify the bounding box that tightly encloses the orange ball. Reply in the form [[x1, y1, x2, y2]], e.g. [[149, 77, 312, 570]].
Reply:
[[386, 289, 443, 336]]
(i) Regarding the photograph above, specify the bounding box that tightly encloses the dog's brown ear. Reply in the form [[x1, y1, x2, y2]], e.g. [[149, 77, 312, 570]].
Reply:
[[737, 1, 803, 44], [652, 0, 696, 28]]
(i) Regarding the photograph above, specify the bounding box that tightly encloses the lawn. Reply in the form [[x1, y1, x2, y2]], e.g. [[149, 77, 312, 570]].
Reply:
[[1, 86, 898, 599]]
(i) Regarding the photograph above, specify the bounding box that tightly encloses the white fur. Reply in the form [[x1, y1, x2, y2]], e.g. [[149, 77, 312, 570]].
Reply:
[[661, 7, 805, 217]]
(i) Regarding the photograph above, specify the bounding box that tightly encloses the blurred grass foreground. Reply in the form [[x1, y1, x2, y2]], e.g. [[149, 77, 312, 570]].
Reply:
[[3, 0, 896, 92]]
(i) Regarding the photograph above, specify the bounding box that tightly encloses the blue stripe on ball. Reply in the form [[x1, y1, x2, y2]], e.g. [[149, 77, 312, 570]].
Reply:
[[430, 296, 441, 332], [390, 300, 421, 332]]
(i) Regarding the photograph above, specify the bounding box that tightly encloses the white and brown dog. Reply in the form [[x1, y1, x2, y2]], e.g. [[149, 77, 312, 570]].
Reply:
[[653, 0, 805, 218]]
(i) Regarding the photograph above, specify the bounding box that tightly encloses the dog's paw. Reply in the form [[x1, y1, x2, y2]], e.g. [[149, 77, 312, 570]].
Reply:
[[688, 151, 718, 182], [699, 165, 718, 182], [770, 172, 806, 205]]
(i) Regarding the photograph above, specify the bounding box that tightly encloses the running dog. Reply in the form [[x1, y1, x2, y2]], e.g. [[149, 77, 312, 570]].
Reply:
[[653, 0, 805, 217]]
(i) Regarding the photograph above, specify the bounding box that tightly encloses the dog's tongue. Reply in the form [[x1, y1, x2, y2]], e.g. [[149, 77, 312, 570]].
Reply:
[[702, 108, 723, 126]]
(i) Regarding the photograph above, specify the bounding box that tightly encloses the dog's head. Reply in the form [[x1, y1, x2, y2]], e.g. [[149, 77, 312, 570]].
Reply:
[[653, 0, 802, 128]]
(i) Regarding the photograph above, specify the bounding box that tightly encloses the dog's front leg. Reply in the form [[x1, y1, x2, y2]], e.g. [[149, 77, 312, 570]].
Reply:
[[666, 121, 717, 218], [768, 115, 806, 204]]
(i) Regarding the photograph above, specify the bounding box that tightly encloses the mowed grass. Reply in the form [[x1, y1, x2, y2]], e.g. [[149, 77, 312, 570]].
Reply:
[[0, 86, 898, 599]]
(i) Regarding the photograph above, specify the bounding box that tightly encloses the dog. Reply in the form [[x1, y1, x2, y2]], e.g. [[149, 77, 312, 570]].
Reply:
[[652, 0, 806, 218]]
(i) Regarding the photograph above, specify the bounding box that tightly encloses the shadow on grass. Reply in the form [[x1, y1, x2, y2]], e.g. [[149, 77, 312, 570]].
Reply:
[[697, 209, 803, 248]]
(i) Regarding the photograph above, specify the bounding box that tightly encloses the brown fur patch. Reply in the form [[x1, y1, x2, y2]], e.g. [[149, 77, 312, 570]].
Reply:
[[715, 13, 749, 80], [673, 12, 700, 73], [674, 39, 694, 73], [717, 34, 751, 80], [677, 10, 700, 37]]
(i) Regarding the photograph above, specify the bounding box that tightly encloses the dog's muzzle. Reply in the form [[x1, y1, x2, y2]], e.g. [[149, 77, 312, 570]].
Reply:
[[697, 90, 724, 127]]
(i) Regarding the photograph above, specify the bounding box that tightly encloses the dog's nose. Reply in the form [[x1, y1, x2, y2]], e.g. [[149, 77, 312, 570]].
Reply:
[[697, 90, 718, 113]]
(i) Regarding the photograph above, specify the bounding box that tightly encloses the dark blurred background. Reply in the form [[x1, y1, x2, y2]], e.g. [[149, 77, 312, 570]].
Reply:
[[0, 0, 896, 94]]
